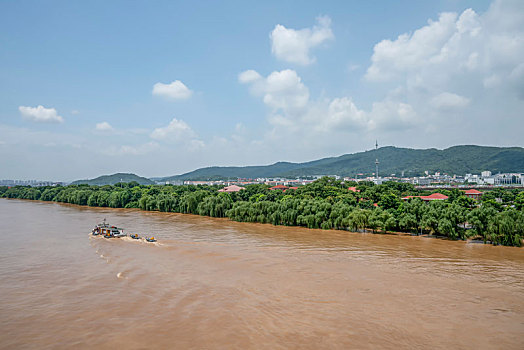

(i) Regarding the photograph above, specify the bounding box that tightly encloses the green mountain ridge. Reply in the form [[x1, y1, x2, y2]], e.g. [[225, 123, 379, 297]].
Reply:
[[161, 145, 524, 181], [70, 146, 524, 184], [71, 173, 155, 186]]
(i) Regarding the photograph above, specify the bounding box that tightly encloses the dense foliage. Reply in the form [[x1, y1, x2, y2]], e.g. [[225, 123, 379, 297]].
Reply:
[[2, 178, 523, 247], [162, 145, 524, 180]]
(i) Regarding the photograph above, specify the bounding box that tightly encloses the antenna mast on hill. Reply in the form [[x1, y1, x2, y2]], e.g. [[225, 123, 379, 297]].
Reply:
[[375, 140, 379, 181]]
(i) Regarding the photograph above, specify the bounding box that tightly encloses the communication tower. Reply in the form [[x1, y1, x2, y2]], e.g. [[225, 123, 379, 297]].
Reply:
[[375, 140, 379, 181]]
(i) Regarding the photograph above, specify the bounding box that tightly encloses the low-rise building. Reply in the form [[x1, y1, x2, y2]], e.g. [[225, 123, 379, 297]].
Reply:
[[411, 177, 431, 185], [464, 189, 482, 200], [402, 193, 449, 201], [494, 173, 523, 185]]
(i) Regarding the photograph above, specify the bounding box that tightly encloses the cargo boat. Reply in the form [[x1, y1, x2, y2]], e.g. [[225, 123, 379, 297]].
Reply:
[[91, 219, 126, 238]]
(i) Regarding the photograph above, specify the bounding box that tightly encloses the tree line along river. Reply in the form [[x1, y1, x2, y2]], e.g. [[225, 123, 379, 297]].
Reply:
[[2, 177, 523, 246]]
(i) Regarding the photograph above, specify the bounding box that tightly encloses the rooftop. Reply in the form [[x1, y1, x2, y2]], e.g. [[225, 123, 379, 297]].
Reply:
[[218, 185, 245, 192], [464, 189, 482, 194], [402, 193, 449, 201]]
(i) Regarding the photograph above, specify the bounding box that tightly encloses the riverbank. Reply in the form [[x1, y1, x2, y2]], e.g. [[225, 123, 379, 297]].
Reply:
[[4, 197, 521, 249], [2, 179, 523, 246]]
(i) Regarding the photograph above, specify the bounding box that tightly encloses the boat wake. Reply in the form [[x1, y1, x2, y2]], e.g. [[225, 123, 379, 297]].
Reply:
[[121, 236, 141, 243], [120, 236, 163, 246]]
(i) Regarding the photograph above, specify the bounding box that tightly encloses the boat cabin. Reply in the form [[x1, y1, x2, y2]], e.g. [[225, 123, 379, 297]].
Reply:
[[92, 219, 125, 237]]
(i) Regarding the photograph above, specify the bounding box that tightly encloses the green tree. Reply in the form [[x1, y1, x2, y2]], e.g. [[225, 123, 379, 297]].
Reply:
[[378, 193, 401, 210], [348, 209, 369, 232], [468, 206, 497, 243], [368, 208, 384, 233]]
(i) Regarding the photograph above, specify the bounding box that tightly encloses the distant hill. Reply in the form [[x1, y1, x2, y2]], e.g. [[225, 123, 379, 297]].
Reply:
[[71, 173, 155, 186], [161, 162, 305, 182], [160, 145, 524, 180]]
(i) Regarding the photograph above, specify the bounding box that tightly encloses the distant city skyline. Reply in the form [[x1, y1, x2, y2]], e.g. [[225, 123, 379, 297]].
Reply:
[[1, 0, 523, 181]]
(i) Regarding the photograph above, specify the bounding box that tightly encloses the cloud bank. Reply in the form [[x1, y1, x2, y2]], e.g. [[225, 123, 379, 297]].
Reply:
[[365, 1, 524, 102]]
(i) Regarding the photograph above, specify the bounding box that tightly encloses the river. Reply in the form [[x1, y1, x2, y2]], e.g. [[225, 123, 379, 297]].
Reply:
[[0, 198, 523, 349]]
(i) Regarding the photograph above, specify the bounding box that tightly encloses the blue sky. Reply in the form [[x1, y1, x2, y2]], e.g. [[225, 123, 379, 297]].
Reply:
[[1, 0, 522, 181]]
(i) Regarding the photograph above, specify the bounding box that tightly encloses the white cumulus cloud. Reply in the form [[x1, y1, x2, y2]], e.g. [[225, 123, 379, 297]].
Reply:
[[368, 100, 419, 131], [238, 70, 262, 84], [365, 0, 524, 101], [151, 118, 195, 140], [356, 0, 524, 148], [239, 69, 309, 113], [150, 118, 204, 151], [19, 105, 64, 123], [270, 16, 334, 65], [365, 12, 459, 82], [236, 2, 524, 161], [152, 80, 193, 100], [95, 122, 113, 131], [240, 69, 418, 142], [321, 97, 369, 132]]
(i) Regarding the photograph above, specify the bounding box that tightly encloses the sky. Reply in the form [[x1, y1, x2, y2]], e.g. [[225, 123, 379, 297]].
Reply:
[[1, 0, 523, 181]]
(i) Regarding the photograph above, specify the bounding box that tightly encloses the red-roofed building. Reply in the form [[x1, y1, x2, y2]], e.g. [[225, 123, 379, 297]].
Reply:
[[424, 193, 449, 200], [463, 189, 482, 200], [348, 187, 360, 193], [270, 185, 289, 191], [218, 185, 245, 193], [402, 193, 449, 201]]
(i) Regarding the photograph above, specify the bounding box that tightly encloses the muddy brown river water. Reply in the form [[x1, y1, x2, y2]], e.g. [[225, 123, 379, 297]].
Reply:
[[0, 198, 523, 349]]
